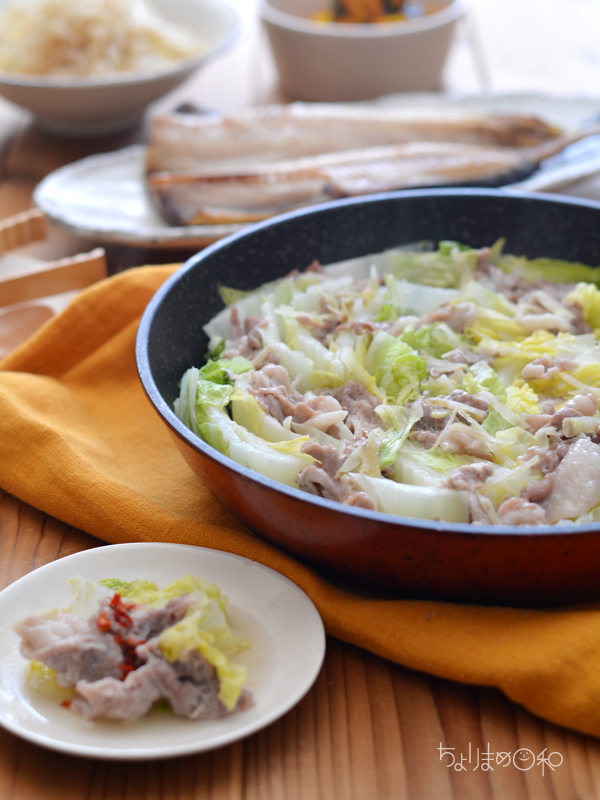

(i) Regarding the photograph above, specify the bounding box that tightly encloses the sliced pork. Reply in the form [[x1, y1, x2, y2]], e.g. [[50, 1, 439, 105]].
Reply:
[[71, 640, 246, 722], [296, 441, 375, 509], [16, 612, 124, 686], [324, 380, 382, 434], [16, 588, 252, 723], [541, 438, 600, 523]]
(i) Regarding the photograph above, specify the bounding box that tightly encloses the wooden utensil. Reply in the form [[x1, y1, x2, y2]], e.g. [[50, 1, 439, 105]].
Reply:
[[0, 208, 107, 308], [0, 207, 46, 255], [0, 248, 107, 308]]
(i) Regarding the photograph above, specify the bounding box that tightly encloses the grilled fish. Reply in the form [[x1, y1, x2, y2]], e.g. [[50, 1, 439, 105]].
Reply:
[[146, 103, 562, 176], [148, 134, 593, 226]]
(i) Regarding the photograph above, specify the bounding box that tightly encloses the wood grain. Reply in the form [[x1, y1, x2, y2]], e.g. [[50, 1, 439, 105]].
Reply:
[[0, 208, 46, 255], [0, 247, 107, 306], [2, 491, 600, 800]]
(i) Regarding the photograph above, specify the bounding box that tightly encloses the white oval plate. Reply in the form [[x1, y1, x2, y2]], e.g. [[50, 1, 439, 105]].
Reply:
[[33, 145, 247, 249], [33, 94, 600, 249], [0, 543, 326, 760]]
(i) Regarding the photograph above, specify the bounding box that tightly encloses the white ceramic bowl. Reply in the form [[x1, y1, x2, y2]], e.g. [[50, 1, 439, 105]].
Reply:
[[0, 0, 241, 136], [259, 0, 467, 102]]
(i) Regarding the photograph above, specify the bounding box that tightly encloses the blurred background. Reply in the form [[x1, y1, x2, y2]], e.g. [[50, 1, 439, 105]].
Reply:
[[150, 0, 600, 111]]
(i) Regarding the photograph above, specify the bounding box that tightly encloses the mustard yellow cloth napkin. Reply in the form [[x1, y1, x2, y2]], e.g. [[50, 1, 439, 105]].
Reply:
[[2, 265, 600, 738]]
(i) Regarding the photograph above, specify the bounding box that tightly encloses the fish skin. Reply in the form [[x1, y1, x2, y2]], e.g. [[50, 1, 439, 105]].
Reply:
[[145, 103, 562, 176], [147, 134, 592, 226]]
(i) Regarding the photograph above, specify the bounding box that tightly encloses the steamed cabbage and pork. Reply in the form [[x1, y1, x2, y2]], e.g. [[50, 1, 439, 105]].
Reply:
[[15, 575, 251, 721], [175, 240, 600, 527]]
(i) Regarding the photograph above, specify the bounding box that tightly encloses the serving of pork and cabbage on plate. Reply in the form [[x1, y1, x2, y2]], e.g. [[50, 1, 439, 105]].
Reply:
[[15, 574, 251, 722]]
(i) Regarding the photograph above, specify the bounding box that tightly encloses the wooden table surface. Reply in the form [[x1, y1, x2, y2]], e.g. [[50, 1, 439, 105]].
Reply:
[[2, 1, 600, 798]]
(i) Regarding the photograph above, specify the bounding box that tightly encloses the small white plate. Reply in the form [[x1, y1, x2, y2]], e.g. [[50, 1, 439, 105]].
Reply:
[[0, 543, 326, 760], [33, 94, 600, 249]]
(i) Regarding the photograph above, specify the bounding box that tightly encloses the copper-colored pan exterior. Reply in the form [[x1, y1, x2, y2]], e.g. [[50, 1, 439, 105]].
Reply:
[[137, 189, 600, 606]]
